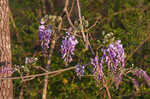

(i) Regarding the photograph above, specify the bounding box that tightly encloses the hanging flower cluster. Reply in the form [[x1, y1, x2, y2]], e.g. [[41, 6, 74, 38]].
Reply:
[[38, 21, 52, 51], [91, 56, 104, 80], [61, 28, 78, 64], [103, 40, 125, 72], [75, 64, 85, 77], [91, 40, 125, 88], [37, 16, 150, 92], [133, 68, 150, 87]]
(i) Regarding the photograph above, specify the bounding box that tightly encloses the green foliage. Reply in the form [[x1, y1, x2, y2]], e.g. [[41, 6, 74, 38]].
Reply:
[[9, 0, 150, 98]]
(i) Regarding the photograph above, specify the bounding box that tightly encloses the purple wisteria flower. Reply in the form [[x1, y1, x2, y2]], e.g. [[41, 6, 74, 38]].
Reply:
[[91, 56, 104, 80], [91, 40, 125, 88], [133, 69, 150, 87], [103, 40, 125, 73], [61, 27, 78, 64], [75, 64, 85, 77], [38, 22, 52, 51], [101, 40, 125, 88]]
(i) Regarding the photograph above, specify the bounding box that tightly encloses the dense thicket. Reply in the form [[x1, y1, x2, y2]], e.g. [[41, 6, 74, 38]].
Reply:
[[9, 0, 150, 98]]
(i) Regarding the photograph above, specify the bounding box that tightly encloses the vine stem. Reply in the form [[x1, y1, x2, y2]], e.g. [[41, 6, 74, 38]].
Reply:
[[126, 33, 150, 61], [42, 18, 63, 99], [102, 78, 111, 99], [42, 75, 49, 99], [64, 0, 76, 29], [42, 32, 57, 99], [0, 66, 76, 80], [85, 5, 149, 32], [69, 0, 75, 16], [76, 0, 89, 50]]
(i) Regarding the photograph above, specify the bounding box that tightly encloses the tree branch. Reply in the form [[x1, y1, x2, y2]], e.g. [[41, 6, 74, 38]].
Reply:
[[64, 0, 76, 29]]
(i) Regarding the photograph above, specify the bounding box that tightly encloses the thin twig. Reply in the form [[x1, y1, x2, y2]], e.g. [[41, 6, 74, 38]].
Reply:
[[76, 0, 88, 50], [0, 66, 76, 80], [85, 16, 101, 32], [42, 37, 56, 99], [22, 77, 35, 82], [126, 32, 150, 61], [102, 78, 111, 99], [64, 0, 76, 29], [42, 75, 48, 99], [49, 72, 61, 78], [85, 8, 136, 32], [19, 82, 24, 99], [69, 0, 75, 16], [19, 73, 30, 99], [33, 66, 48, 72], [42, 18, 63, 99], [9, 7, 22, 43], [85, 6, 149, 32]]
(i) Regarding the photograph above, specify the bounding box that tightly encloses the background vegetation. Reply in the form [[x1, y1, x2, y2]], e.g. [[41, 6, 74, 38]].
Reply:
[[9, 0, 150, 98]]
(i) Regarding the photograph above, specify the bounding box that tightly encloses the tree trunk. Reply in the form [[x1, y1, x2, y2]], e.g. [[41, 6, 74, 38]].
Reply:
[[0, 0, 13, 99]]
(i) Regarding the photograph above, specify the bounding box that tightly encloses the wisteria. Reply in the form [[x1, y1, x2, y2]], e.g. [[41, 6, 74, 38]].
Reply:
[[61, 28, 78, 64], [104, 40, 125, 72], [38, 21, 52, 51], [75, 64, 85, 77], [133, 69, 150, 87], [91, 56, 104, 80], [90, 40, 125, 89]]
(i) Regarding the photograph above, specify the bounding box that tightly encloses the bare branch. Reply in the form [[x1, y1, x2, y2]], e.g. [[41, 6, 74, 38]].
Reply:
[[64, 0, 76, 29], [0, 66, 76, 80], [126, 33, 150, 61], [76, 0, 88, 50], [69, 0, 75, 16], [85, 16, 101, 32], [86, 6, 149, 32]]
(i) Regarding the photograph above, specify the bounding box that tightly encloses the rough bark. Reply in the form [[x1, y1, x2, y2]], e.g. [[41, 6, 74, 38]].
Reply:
[[0, 0, 13, 99]]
